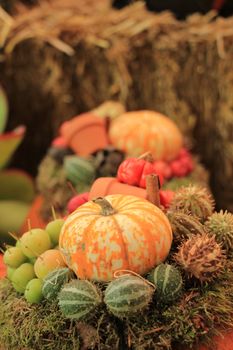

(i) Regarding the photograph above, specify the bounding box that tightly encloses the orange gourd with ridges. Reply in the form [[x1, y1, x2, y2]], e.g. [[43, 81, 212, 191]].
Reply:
[[59, 194, 172, 281], [109, 110, 183, 161]]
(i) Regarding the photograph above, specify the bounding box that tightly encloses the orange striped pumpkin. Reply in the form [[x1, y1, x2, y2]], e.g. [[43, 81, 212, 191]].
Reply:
[[59, 194, 173, 281], [109, 110, 183, 161]]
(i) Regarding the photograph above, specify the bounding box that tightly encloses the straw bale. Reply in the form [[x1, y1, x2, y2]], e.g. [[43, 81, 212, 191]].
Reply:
[[0, 1, 232, 210]]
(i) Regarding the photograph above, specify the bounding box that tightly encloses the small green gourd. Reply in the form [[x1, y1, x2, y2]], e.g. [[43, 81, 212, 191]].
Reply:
[[42, 267, 72, 301], [148, 264, 183, 304], [104, 275, 154, 318], [64, 155, 96, 190], [58, 279, 102, 320]]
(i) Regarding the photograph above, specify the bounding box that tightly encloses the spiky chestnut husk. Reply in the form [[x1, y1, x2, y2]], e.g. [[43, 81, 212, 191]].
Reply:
[[104, 275, 154, 318], [205, 210, 233, 254], [58, 280, 102, 320], [163, 176, 194, 191], [175, 233, 226, 282], [167, 211, 207, 245], [170, 185, 214, 222], [148, 263, 183, 304]]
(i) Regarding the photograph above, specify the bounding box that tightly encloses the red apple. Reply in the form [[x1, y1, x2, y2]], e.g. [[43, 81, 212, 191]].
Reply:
[[159, 190, 175, 209], [67, 192, 89, 214]]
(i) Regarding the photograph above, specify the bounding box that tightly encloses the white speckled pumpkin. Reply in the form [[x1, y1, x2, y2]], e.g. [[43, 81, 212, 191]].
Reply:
[[59, 194, 173, 281], [109, 110, 183, 161]]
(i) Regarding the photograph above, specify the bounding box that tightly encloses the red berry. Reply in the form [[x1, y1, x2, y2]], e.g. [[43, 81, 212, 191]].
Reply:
[[159, 190, 175, 209], [170, 160, 187, 177], [179, 156, 194, 173], [153, 161, 172, 180], [177, 147, 190, 159], [67, 192, 89, 214], [51, 137, 68, 148]]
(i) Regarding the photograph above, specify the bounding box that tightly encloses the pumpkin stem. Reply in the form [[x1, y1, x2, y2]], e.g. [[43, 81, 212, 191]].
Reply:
[[105, 116, 111, 133], [146, 174, 160, 207], [138, 152, 154, 163], [92, 197, 117, 216]]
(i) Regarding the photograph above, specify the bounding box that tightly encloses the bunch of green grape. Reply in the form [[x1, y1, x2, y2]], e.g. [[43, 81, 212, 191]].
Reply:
[[3, 218, 65, 304]]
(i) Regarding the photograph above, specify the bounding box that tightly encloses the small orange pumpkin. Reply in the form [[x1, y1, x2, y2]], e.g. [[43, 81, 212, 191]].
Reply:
[[109, 110, 183, 161], [59, 194, 172, 281]]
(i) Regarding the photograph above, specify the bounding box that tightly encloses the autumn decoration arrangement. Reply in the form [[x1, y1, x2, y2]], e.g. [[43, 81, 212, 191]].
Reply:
[[1, 181, 233, 349], [1, 103, 233, 350]]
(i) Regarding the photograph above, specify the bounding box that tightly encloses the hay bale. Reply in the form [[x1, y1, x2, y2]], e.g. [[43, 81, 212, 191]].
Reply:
[[0, 1, 232, 210]]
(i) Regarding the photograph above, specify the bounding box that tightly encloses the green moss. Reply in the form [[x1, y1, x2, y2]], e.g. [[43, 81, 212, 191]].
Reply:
[[0, 279, 118, 350], [1, 261, 233, 350]]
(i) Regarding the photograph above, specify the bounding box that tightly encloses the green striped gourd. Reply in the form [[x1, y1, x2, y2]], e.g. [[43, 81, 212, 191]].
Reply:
[[167, 211, 206, 245], [64, 155, 96, 188], [148, 264, 183, 304], [58, 279, 102, 320], [42, 267, 72, 301], [104, 275, 154, 318]]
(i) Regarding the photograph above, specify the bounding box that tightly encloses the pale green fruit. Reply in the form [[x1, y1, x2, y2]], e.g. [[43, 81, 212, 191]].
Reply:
[[3, 247, 27, 268], [7, 266, 16, 280], [11, 263, 36, 293], [34, 249, 66, 280], [25, 278, 43, 304], [45, 219, 64, 246], [20, 229, 51, 258], [16, 240, 21, 248]]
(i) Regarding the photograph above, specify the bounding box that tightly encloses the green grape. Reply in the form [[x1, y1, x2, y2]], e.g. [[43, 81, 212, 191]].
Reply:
[[45, 219, 64, 246], [24, 278, 43, 304], [11, 263, 36, 293], [3, 247, 27, 268], [20, 228, 51, 258]]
